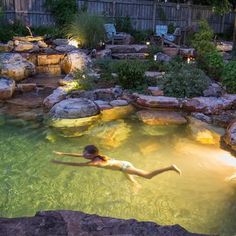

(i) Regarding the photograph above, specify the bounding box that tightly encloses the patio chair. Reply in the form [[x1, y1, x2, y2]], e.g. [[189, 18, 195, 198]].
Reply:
[[155, 25, 181, 46], [104, 23, 133, 45]]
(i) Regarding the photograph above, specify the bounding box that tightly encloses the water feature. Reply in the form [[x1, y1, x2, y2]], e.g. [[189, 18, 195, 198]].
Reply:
[[0, 115, 236, 236]]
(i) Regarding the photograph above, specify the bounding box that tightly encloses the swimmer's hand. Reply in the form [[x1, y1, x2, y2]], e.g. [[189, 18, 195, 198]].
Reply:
[[53, 151, 64, 155]]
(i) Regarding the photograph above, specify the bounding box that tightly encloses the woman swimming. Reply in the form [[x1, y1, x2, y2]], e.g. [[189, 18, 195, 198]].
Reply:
[[52, 145, 181, 184]]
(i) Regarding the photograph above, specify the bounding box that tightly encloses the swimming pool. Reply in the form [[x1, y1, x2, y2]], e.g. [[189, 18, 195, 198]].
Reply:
[[0, 115, 236, 235]]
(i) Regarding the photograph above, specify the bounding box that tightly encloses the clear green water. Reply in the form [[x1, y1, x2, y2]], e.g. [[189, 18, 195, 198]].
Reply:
[[0, 116, 236, 236]]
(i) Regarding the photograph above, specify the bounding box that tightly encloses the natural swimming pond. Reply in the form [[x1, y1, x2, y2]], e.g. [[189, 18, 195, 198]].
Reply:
[[0, 115, 236, 236]]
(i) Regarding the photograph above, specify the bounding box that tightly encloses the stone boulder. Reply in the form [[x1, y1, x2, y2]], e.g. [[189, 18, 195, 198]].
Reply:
[[49, 98, 99, 119], [0, 43, 12, 52], [88, 120, 131, 148], [0, 210, 207, 236], [134, 94, 181, 109], [154, 52, 171, 62], [137, 110, 187, 125], [188, 117, 222, 145], [55, 45, 77, 53], [223, 121, 236, 152], [96, 48, 112, 59], [183, 94, 236, 115], [203, 83, 224, 97], [48, 98, 100, 128], [61, 50, 92, 74], [0, 53, 35, 81], [106, 44, 148, 53], [211, 111, 236, 128], [148, 86, 164, 96], [101, 104, 135, 122], [52, 38, 69, 46], [14, 42, 34, 52], [0, 77, 15, 100], [43, 87, 68, 110]]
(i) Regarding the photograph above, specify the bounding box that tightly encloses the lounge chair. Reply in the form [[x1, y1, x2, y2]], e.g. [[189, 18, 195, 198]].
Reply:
[[104, 23, 133, 45], [155, 25, 181, 46]]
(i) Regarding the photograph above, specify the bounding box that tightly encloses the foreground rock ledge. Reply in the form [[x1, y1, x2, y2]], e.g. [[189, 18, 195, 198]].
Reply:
[[0, 210, 211, 236]]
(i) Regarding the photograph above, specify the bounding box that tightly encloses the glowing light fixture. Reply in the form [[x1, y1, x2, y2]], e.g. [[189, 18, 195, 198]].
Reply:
[[146, 41, 150, 46], [68, 39, 79, 48]]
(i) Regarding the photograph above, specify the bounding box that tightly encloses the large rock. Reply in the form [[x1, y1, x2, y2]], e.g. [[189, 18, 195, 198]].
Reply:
[[37, 54, 64, 66], [212, 111, 236, 128], [49, 98, 99, 119], [0, 210, 207, 236], [52, 38, 69, 46], [0, 77, 15, 100], [61, 50, 92, 73], [203, 83, 224, 97], [154, 52, 171, 62], [223, 121, 236, 152], [48, 98, 100, 128], [43, 87, 68, 109], [106, 44, 148, 53], [135, 94, 181, 109], [101, 104, 135, 122], [0, 53, 35, 81], [183, 95, 236, 115], [88, 120, 131, 148], [14, 42, 34, 52], [188, 117, 222, 145], [55, 45, 77, 53], [137, 110, 187, 125]]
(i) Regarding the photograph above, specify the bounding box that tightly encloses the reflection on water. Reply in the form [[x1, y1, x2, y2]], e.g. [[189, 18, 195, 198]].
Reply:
[[0, 117, 236, 236]]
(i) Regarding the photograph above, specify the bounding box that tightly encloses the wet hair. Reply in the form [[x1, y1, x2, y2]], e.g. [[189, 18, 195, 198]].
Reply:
[[84, 145, 109, 161], [84, 145, 99, 155]]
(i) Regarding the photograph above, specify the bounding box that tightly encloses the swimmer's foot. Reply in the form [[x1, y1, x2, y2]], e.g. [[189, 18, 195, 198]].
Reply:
[[171, 165, 182, 175]]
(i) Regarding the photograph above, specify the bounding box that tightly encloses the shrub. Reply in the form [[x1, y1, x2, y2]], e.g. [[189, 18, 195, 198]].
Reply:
[[222, 61, 236, 93], [115, 16, 133, 33], [45, 0, 77, 26], [67, 12, 105, 49], [73, 69, 96, 90], [203, 51, 224, 79], [132, 30, 152, 44], [158, 64, 210, 98], [31, 26, 65, 38], [147, 45, 163, 59], [191, 20, 216, 57], [116, 60, 147, 90], [0, 21, 28, 42]]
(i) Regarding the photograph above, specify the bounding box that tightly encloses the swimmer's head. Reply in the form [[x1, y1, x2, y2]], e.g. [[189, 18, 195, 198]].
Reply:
[[83, 145, 99, 159]]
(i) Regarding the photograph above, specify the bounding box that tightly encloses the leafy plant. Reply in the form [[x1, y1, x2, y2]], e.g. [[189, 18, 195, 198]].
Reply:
[[158, 64, 210, 98], [191, 20, 216, 57], [45, 0, 77, 26], [0, 21, 28, 42], [132, 30, 152, 44], [115, 16, 133, 33], [203, 51, 224, 79], [66, 12, 105, 49], [73, 69, 96, 90], [147, 45, 163, 59], [116, 60, 147, 90], [222, 61, 236, 93]]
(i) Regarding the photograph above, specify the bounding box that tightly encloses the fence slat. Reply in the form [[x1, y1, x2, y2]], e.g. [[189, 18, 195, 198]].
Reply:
[[1, 0, 235, 33]]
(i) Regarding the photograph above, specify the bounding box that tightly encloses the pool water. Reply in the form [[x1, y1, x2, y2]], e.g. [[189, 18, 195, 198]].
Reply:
[[0, 116, 236, 236]]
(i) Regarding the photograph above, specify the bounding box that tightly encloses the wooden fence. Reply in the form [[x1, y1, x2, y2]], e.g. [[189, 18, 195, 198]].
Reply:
[[2, 0, 235, 33]]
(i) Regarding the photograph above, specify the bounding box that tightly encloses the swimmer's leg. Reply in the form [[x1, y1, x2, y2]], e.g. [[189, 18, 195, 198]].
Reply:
[[124, 165, 181, 179]]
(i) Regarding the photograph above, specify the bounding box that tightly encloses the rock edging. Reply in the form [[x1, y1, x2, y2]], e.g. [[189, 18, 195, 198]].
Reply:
[[0, 210, 212, 236]]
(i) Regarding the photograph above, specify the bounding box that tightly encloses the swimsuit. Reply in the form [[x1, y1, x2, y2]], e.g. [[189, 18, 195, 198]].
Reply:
[[120, 161, 133, 171]]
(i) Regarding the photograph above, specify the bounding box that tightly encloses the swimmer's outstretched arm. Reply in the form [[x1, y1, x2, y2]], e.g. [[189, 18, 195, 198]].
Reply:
[[53, 151, 83, 158], [51, 160, 92, 167]]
